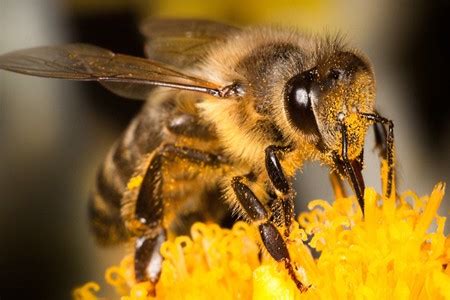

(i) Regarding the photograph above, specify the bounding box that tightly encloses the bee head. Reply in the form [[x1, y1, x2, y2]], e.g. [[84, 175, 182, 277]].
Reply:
[[284, 51, 376, 160]]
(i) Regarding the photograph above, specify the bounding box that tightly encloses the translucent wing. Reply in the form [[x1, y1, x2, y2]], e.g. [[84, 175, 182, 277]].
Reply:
[[0, 44, 223, 100], [140, 19, 240, 68]]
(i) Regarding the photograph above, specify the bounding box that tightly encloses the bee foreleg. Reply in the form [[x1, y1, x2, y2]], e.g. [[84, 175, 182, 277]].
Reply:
[[361, 113, 395, 199], [231, 176, 307, 292], [372, 119, 396, 198], [265, 145, 295, 232]]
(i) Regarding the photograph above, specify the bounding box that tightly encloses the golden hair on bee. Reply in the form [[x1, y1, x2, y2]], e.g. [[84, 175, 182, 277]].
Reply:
[[194, 26, 375, 170], [0, 19, 395, 293]]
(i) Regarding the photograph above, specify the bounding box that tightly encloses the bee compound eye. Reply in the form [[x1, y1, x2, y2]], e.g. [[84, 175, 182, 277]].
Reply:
[[284, 70, 320, 135]]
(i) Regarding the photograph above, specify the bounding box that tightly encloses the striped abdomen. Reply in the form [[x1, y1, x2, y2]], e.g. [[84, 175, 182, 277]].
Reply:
[[88, 102, 165, 245]]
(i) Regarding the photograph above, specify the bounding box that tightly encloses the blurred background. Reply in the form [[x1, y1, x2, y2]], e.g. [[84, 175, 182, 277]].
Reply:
[[0, 0, 449, 299]]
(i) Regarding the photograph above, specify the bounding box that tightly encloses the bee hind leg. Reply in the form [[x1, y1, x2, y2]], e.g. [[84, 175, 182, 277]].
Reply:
[[133, 153, 166, 284], [134, 228, 167, 283], [132, 144, 226, 284]]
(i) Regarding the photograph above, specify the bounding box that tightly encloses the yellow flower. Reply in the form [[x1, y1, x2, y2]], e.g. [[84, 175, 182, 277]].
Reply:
[[74, 167, 449, 300]]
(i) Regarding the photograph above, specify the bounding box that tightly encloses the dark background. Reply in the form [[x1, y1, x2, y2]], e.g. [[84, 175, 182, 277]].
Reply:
[[0, 0, 449, 299]]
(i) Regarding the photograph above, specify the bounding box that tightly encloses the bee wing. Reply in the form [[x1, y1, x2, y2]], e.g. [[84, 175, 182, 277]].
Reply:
[[140, 19, 239, 68], [0, 44, 223, 100]]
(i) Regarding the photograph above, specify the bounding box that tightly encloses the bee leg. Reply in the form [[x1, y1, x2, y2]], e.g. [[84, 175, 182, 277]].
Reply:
[[265, 146, 295, 234], [160, 143, 226, 166], [265, 146, 290, 194], [232, 176, 307, 292], [372, 120, 396, 197], [361, 113, 395, 198], [134, 229, 167, 283], [133, 153, 166, 284], [133, 144, 226, 284]]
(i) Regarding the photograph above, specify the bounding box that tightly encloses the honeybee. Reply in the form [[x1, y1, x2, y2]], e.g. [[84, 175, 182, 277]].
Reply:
[[0, 19, 394, 292]]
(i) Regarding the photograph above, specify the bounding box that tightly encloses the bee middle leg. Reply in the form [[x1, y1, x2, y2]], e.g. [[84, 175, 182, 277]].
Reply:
[[265, 145, 296, 233], [231, 176, 307, 292], [231, 144, 311, 291], [132, 144, 225, 284]]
